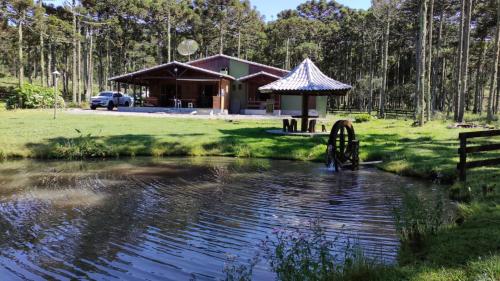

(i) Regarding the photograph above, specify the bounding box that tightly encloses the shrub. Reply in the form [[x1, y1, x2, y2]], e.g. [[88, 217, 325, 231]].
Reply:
[[354, 114, 372, 123], [392, 191, 450, 250], [260, 220, 385, 281], [222, 220, 388, 281], [51, 129, 114, 160], [6, 83, 64, 109]]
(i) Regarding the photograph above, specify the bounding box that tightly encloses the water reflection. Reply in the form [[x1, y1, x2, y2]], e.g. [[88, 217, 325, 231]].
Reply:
[[0, 157, 440, 280]]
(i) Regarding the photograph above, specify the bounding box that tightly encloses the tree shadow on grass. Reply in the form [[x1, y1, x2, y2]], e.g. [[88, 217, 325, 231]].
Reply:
[[203, 127, 329, 161], [358, 132, 459, 183]]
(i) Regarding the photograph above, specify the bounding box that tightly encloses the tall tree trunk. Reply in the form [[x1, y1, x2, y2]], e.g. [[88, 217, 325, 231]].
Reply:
[[496, 75, 500, 114], [105, 36, 110, 89], [285, 37, 290, 70], [72, 0, 77, 103], [379, 10, 390, 118], [18, 10, 24, 87], [488, 0, 500, 121], [64, 47, 69, 95], [473, 39, 486, 114], [39, 0, 45, 87], [167, 9, 171, 62], [98, 42, 104, 91], [219, 19, 224, 55], [457, 0, 472, 122], [83, 31, 88, 96], [368, 43, 376, 114], [416, 0, 428, 126], [441, 56, 447, 111], [425, 0, 434, 121], [237, 29, 241, 58], [47, 43, 52, 86], [28, 50, 34, 83], [77, 19, 82, 103], [454, 0, 465, 121], [432, 1, 445, 113], [87, 27, 94, 101], [157, 30, 163, 64]]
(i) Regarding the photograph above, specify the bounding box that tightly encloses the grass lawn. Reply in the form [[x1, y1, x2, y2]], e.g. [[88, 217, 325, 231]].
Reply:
[[0, 109, 499, 280]]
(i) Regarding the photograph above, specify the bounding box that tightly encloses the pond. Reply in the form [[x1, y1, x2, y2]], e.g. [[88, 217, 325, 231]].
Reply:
[[0, 157, 442, 280]]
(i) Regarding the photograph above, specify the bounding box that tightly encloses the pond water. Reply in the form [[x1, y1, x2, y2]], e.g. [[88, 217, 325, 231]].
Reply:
[[0, 157, 442, 280]]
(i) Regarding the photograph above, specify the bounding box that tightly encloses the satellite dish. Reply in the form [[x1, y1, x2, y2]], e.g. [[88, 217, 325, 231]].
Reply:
[[177, 39, 199, 61]]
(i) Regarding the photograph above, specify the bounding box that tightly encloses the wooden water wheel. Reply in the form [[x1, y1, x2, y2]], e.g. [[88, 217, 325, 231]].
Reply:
[[326, 120, 360, 171]]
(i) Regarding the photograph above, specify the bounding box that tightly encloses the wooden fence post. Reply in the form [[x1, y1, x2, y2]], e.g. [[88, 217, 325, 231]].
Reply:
[[458, 134, 467, 182]]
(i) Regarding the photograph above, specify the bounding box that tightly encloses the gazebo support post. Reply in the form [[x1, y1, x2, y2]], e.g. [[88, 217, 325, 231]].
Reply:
[[301, 93, 309, 132]]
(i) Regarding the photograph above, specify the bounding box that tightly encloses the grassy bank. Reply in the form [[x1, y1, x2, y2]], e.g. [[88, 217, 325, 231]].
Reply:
[[0, 109, 499, 280], [1, 110, 498, 184]]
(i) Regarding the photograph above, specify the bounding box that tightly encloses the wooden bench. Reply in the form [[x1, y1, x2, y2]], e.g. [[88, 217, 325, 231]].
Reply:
[[282, 119, 298, 132], [457, 129, 500, 181], [308, 119, 317, 133]]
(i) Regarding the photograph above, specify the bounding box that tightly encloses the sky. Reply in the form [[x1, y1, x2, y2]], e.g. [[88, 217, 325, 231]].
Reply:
[[253, 0, 372, 21], [48, 0, 372, 21]]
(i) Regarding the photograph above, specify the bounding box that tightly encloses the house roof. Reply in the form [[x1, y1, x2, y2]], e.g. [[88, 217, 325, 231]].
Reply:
[[259, 58, 352, 95], [108, 61, 235, 82], [188, 54, 289, 74], [237, 71, 282, 82]]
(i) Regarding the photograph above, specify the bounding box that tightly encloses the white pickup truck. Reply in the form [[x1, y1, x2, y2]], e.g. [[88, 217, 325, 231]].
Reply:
[[90, 91, 134, 110]]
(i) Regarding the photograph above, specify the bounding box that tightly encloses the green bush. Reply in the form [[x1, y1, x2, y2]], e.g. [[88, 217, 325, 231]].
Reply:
[[223, 220, 388, 281], [51, 130, 114, 160], [392, 191, 450, 249], [6, 83, 64, 109], [354, 114, 372, 123], [258, 220, 386, 281]]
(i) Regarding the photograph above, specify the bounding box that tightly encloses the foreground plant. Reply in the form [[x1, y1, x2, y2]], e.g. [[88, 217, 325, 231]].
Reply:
[[392, 190, 451, 250], [224, 219, 386, 281], [52, 129, 113, 160], [223, 253, 260, 281]]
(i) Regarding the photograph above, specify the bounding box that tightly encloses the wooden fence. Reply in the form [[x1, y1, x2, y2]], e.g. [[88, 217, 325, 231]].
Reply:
[[457, 130, 500, 181]]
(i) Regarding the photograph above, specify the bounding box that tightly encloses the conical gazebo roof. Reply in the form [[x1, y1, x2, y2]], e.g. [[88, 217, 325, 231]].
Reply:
[[259, 58, 351, 95]]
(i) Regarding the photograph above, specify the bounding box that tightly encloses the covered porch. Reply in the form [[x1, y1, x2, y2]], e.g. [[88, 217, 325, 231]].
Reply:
[[237, 71, 283, 115], [109, 61, 234, 114]]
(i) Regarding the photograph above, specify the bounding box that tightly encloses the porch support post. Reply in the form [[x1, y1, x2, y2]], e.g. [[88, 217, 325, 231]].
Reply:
[[301, 93, 309, 132], [140, 84, 143, 106], [218, 78, 222, 111], [133, 84, 136, 107]]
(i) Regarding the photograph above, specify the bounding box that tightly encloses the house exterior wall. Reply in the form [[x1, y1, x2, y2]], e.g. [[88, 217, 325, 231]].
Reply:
[[190, 57, 230, 73], [229, 60, 249, 78], [248, 64, 286, 77], [229, 59, 249, 113], [280, 96, 326, 116]]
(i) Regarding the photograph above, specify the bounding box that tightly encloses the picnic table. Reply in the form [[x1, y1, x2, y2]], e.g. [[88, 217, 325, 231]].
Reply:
[[283, 115, 321, 133]]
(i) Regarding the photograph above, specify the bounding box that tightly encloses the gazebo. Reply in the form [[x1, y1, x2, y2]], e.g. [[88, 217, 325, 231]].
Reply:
[[259, 58, 352, 132]]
